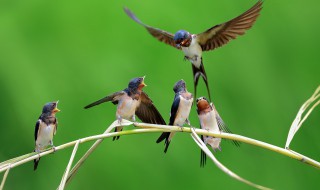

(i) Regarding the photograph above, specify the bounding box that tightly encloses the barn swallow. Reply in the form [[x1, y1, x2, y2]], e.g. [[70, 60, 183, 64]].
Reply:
[[196, 97, 240, 167], [34, 101, 60, 170], [124, 1, 263, 101], [156, 80, 193, 153], [84, 76, 166, 140]]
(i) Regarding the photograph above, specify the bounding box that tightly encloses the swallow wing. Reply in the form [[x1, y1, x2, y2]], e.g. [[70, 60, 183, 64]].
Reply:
[[84, 91, 125, 109], [212, 104, 240, 147], [124, 7, 180, 50], [169, 94, 180, 125], [196, 0, 262, 51], [34, 120, 41, 141], [54, 118, 58, 135], [136, 92, 166, 125]]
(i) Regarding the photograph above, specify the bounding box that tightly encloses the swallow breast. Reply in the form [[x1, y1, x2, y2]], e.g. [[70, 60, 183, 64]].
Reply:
[[174, 95, 193, 126], [36, 123, 55, 149], [116, 95, 140, 120], [181, 35, 202, 68]]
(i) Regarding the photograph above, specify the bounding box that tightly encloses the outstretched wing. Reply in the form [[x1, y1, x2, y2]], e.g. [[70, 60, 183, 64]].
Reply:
[[135, 92, 166, 125], [84, 91, 125, 109], [124, 7, 180, 50], [196, 0, 263, 51]]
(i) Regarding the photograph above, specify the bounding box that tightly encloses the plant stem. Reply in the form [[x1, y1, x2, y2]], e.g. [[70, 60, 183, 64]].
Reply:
[[1, 123, 319, 175]]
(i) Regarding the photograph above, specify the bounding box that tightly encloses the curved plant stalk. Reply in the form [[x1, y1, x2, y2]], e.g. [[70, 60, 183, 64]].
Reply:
[[0, 123, 319, 189], [0, 166, 10, 190], [64, 119, 132, 187], [286, 85, 320, 149], [190, 128, 271, 190], [1, 123, 320, 173], [58, 140, 80, 190]]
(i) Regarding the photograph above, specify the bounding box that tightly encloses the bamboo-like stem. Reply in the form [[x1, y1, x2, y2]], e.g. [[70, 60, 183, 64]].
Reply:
[[58, 140, 80, 190], [190, 128, 271, 190], [64, 119, 133, 187], [134, 123, 320, 169], [1, 122, 319, 176], [0, 166, 10, 190], [285, 86, 320, 148]]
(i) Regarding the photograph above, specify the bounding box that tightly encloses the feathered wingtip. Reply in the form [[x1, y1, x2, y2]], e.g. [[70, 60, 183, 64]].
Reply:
[[33, 150, 40, 171], [156, 132, 171, 153]]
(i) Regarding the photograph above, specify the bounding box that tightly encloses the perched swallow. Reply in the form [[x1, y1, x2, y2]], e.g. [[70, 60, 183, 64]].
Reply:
[[156, 80, 193, 153], [34, 101, 60, 170], [196, 97, 239, 167], [84, 77, 166, 140], [124, 1, 263, 101]]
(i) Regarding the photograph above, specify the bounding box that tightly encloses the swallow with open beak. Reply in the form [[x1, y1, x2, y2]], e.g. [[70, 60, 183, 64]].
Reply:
[[124, 1, 263, 101], [196, 97, 240, 167], [84, 76, 166, 140], [156, 80, 193, 153], [34, 101, 60, 170]]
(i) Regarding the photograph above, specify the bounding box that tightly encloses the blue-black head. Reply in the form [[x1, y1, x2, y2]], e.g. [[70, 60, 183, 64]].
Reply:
[[173, 79, 186, 93], [128, 76, 146, 91], [42, 101, 60, 114], [173, 30, 192, 48]]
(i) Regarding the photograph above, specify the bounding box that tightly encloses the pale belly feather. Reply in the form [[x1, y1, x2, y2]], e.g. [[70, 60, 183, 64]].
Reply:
[[181, 37, 202, 68], [117, 96, 140, 120], [36, 123, 55, 149], [199, 111, 221, 150], [174, 96, 193, 126], [199, 111, 219, 133]]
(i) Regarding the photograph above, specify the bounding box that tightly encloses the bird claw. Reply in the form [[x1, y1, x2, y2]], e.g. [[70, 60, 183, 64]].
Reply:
[[117, 117, 122, 125], [51, 146, 56, 153], [185, 119, 191, 126]]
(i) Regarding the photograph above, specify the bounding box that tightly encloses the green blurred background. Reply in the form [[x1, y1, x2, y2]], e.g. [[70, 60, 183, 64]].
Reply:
[[0, 0, 319, 189]]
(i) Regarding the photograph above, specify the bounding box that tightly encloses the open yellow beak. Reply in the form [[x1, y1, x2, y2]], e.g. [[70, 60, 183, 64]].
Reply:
[[53, 107, 61, 113], [141, 76, 147, 87], [53, 101, 60, 112]]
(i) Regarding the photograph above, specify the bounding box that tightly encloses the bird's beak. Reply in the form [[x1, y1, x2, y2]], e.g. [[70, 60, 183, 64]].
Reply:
[[141, 76, 147, 87], [181, 38, 189, 46], [53, 107, 61, 113], [54, 100, 61, 113]]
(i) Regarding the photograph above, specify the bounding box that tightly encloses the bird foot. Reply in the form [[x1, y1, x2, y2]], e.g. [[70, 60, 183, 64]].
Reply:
[[51, 146, 56, 153]]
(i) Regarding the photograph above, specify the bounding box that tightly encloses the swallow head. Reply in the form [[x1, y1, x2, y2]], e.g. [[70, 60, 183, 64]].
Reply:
[[128, 76, 147, 91], [42, 101, 60, 115], [196, 97, 211, 112], [174, 30, 192, 48], [173, 79, 186, 93]]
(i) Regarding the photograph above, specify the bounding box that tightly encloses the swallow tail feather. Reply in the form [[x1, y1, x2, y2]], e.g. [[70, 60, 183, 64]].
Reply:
[[192, 58, 211, 101], [156, 132, 171, 153]]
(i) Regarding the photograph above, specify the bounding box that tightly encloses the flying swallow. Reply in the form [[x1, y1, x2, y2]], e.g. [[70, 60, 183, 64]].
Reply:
[[34, 101, 60, 170], [196, 97, 240, 167], [84, 76, 166, 140], [156, 80, 193, 153], [124, 1, 263, 101]]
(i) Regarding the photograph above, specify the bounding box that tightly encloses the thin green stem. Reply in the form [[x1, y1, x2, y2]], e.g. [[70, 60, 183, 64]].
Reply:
[[0, 166, 10, 190], [1, 122, 319, 176], [58, 140, 80, 190], [190, 128, 271, 190]]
